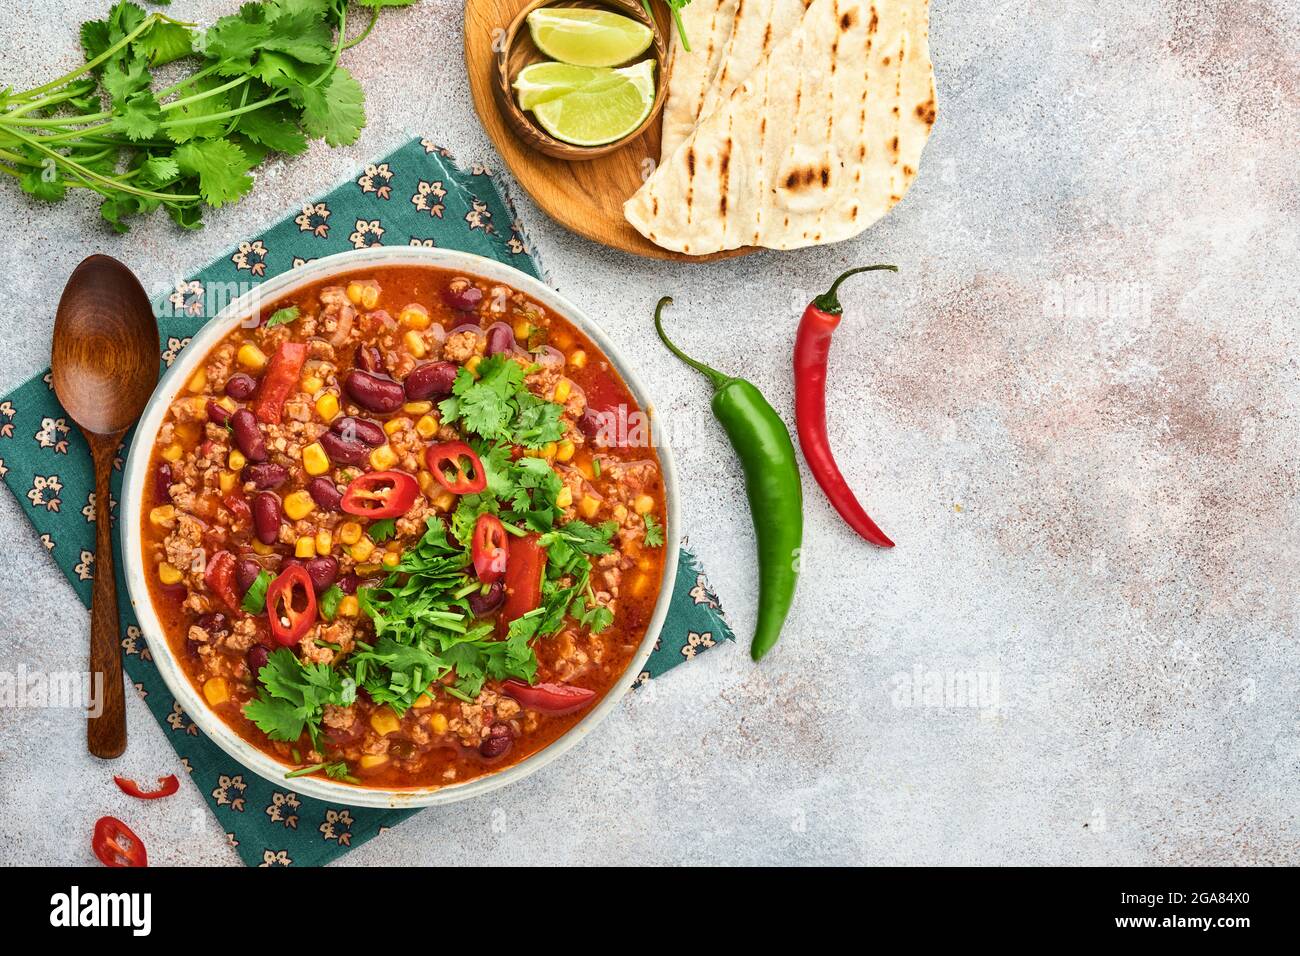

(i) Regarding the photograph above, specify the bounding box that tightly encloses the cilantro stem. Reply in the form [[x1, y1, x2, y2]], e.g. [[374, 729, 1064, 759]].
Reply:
[[160, 93, 289, 129], [155, 62, 220, 101], [160, 74, 252, 113], [13, 14, 159, 103], [4, 84, 93, 119], [0, 112, 111, 128], [343, 7, 380, 50], [3, 127, 200, 202]]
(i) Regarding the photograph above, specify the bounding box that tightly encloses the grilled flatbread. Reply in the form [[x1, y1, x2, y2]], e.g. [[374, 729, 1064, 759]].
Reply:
[[658, 0, 741, 161], [629, 0, 937, 254]]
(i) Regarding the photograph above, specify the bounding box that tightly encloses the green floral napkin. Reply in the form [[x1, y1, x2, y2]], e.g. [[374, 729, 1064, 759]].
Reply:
[[0, 137, 732, 866]]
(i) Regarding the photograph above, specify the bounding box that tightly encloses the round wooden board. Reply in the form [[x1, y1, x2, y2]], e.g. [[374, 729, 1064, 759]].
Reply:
[[463, 0, 755, 261]]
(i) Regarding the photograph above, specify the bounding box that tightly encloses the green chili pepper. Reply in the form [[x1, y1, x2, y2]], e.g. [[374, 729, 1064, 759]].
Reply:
[[654, 297, 803, 661]]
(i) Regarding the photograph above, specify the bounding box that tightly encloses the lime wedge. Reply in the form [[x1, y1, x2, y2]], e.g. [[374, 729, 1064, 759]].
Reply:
[[526, 59, 656, 147], [526, 8, 654, 67]]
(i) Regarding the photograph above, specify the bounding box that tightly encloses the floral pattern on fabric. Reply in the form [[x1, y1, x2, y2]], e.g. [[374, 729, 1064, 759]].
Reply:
[[0, 138, 732, 866]]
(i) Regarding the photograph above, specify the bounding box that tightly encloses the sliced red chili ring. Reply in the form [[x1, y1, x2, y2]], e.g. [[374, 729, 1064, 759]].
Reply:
[[114, 774, 180, 800], [340, 470, 419, 518], [266, 564, 317, 647], [203, 550, 240, 609], [92, 816, 148, 867], [499, 533, 545, 632], [425, 441, 487, 494], [471, 513, 509, 583], [501, 680, 597, 715]]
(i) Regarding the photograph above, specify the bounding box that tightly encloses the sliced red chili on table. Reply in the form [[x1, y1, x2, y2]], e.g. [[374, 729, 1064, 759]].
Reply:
[[471, 513, 509, 583], [501, 680, 597, 715], [203, 550, 240, 609], [252, 341, 308, 425], [113, 774, 180, 800], [340, 470, 419, 518], [425, 441, 487, 494], [500, 533, 545, 630], [266, 564, 317, 646], [92, 816, 147, 867]]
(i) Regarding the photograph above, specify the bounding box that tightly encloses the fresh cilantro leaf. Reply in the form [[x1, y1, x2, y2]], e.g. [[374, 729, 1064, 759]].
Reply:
[[140, 20, 193, 65], [367, 517, 396, 543], [112, 90, 163, 140], [240, 568, 272, 613], [136, 155, 180, 186], [318, 584, 344, 622], [244, 648, 347, 746], [172, 138, 254, 207], [236, 101, 309, 154], [264, 305, 298, 328], [643, 513, 664, 548], [299, 66, 365, 147]]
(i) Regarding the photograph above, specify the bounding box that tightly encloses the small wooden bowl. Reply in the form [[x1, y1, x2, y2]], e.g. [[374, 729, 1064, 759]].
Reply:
[[493, 0, 669, 161]]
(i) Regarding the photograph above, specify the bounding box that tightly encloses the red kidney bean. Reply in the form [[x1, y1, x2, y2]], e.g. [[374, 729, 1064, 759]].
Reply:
[[442, 282, 483, 312], [404, 361, 458, 401], [337, 572, 360, 595], [252, 492, 281, 545], [343, 369, 405, 413], [230, 409, 268, 462], [355, 344, 383, 374], [225, 373, 257, 399], [468, 580, 505, 617], [577, 409, 604, 444], [246, 645, 270, 683], [307, 477, 343, 511], [154, 462, 173, 502], [479, 723, 513, 759], [235, 557, 262, 595], [304, 556, 339, 593], [243, 462, 289, 490], [319, 430, 369, 467], [331, 416, 386, 447], [206, 399, 232, 426], [485, 322, 516, 356], [196, 612, 228, 637]]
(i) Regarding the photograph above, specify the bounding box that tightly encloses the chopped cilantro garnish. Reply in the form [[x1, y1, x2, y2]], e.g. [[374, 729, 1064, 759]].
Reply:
[[438, 355, 567, 449], [367, 517, 397, 543], [264, 306, 298, 328], [643, 513, 664, 548], [318, 584, 344, 622], [243, 648, 350, 750]]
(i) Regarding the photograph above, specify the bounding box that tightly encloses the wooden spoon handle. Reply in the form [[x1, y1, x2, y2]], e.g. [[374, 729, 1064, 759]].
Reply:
[[88, 435, 126, 759]]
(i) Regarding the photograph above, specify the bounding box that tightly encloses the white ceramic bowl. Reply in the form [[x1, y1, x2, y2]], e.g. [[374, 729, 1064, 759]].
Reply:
[[120, 246, 679, 808]]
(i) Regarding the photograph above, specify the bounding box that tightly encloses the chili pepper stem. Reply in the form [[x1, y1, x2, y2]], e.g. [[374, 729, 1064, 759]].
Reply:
[[653, 297, 730, 390], [812, 264, 898, 315]]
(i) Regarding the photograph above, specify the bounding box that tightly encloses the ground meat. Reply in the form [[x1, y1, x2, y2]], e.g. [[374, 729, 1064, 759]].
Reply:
[[323, 704, 356, 730], [444, 330, 483, 363], [225, 617, 259, 652]]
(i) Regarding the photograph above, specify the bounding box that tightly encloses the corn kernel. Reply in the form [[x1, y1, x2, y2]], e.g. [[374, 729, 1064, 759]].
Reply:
[[361, 284, 380, 310], [283, 490, 315, 521], [513, 318, 531, 341], [385, 539, 402, 553], [417, 470, 436, 496], [203, 677, 230, 706], [552, 329, 573, 349], [158, 561, 183, 585], [337, 595, 359, 618], [383, 417, 407, 436], [369, 444, 398, 470], [399, 304, 431, 329], [382, 551, 401, 568], [218, 468, 238, 492], [226, 450, 245, 473], [358, 753, 388, 769], [543, 441, 558, 463], [293, 536, 315, 558], [433, 491, 456, 512], [553, 379, 571, 403], [403, 330, 427, 359], [315, 530, 333, 555], [634, 494, 655, 515], [612, 503, 628, 523], [175, 422, 201, 447], [629, 573, 650, 597], [149, 505, 175, 527], [569, 349, 587, 369], [302, 442, 329, 476], [161, 443, 183, 462], [315, 392, 339, 421], [339, 522, 362, 545], [578, 496, 600, 519], [355, 562, 382, 576], [412, 693, 433, 710], [556, 439, 575, 462], [403, 401, 433, 415], [428, 713, 448, 734], [216, 395, 238, 415], [638, 555, 654, 571], [252, 539, 275, 556], [556, 487, 573, 509], [186, 368, 207, 393], [577, 457, 594, 479], [414, 414, 439, 439], [465, 355, 481, 375], [237, 342, 268, 371], [346, 281, 364, 305], [350, 538, 375, 562], [302, 374, 324, 395]]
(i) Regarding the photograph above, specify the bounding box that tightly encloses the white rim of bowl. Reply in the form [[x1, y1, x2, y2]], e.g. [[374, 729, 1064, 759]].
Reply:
[[119, 246, 680, 808]]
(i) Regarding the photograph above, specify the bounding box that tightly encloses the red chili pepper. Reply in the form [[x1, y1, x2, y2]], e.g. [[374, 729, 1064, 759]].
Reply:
[[471, 513, 509, 583], [501, 679, 597, 715], [340, 470, 419, 518], [425, 441, 487, 494], [252, 341, 308, 424], [266, 564, 317, 646], [794, 265, 898, 548], [203, 550, 240, 609], [92, 816, 148, 867], [113, 774, 180, 800], [500, 533, 545, 631]]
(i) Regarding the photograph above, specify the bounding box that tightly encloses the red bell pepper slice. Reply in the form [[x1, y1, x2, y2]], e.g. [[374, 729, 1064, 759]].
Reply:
[[425, 441, 487, 494], [114, 774, 180, 800], [203, 550, 240, 609], [92, 816, 148, 867], [341, 470, 419, 518], [471, 513, 509, 583], [266, 564, 317, 646], [252, 341, 308, 425], [500, 533, 545, 630], [501, 680, 597, 715]]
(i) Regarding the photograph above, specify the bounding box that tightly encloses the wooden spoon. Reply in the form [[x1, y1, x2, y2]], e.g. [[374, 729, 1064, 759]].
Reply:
[[52, 255, 159, 759]]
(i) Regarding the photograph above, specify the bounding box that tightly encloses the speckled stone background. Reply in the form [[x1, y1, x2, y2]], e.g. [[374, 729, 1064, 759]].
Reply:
[[1, 0, 1297, 865]]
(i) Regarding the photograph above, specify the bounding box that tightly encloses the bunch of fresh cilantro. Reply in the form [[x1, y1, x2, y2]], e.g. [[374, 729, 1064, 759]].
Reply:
[[0, 0, 414, 231]]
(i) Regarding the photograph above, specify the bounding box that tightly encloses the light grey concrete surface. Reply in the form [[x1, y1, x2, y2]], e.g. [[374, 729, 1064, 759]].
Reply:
[[1, 0, 1297, 865]]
